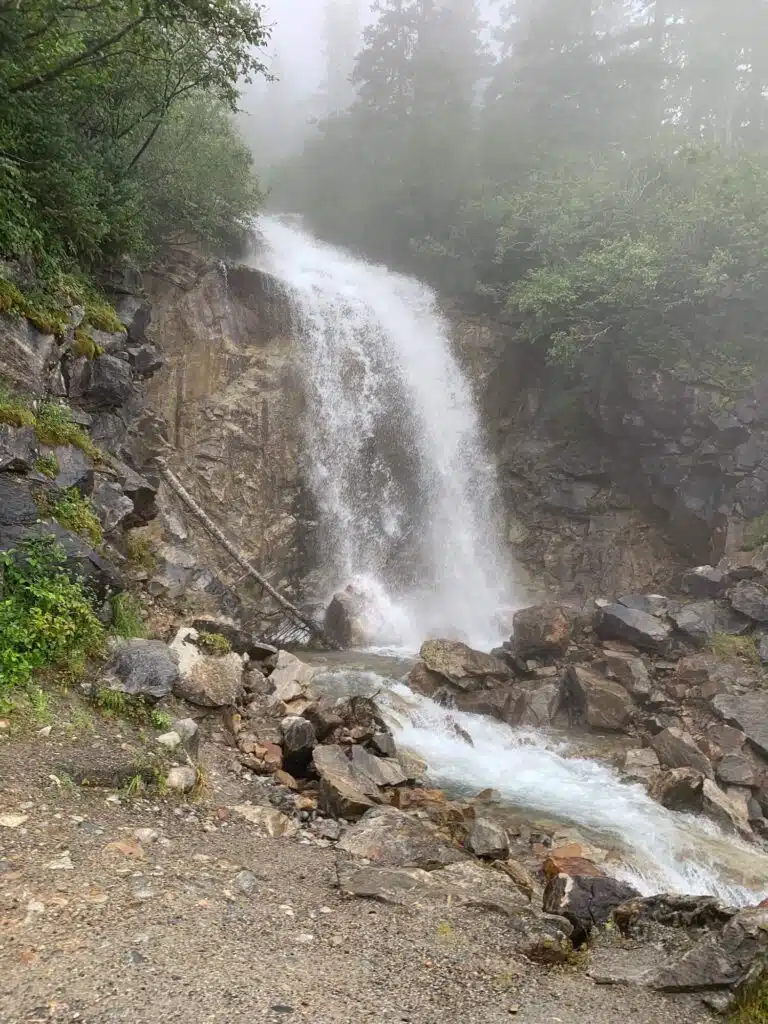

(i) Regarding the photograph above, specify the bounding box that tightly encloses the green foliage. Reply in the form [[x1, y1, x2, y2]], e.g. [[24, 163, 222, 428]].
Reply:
[[125, 533, 157, 571], [34, 453, 59, 479], [72, 328, 103, 360], [35, 402, 101, 460], [0, 0, 269, 276], [92, 686, 170, 730], [709, 633, 760, 665], [0, 535, 105, 689], [196, 630, 232, 656], [0, 386, 35, 428], [743, 515, 768, 551], [731, 977, 768, 1023], [110, 593, 147, 639], [38, 488, 103, 546]]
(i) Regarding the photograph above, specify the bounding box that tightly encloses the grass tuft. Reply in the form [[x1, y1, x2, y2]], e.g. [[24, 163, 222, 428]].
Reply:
[[111, 592, 148, 639], [730, 977, 768, 1023], [709, 633, 760, 664], [744, 514, 768, 552], [34, 453, 59, 478], [125, 533, 157, 571], [196, 631, 232, 656], [0, 387, 36, 428], [72, 327, 104, 360], [37, 487, 103, 546], [35, 402, 102, 461]]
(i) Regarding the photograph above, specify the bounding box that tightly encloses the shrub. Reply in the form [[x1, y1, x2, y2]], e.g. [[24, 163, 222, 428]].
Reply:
[[34, 454, 59, 479], [0, 535, 105, 689], [72, 327, 103, 360], [111, 592, 147, 639], [196, 631, 232, 656], [34, 402, 102, 460], [0, 387, 35, 428], [38, 488, 103, 546], [730, 976, 768, 1023], [125, 533, 157, 571]]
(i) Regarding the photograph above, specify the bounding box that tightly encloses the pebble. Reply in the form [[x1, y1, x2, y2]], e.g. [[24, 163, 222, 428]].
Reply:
[[234, 870, 258, 895], [37, 725, 53, 737], [135, 828, 159, 844], [0, 813, 28, 829], [166, 766, 197, 793], [294, 933, 314, 944], [156, 731, 182, 750], [46, 851, 74, 871]]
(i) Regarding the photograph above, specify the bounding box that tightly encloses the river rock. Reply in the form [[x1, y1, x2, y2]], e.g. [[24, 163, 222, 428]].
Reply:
[[650, 727, 714, 778], [506, 682, 560, 728], [280, 716, 317, 772], [407, 660, 447, 697], [701, 778, 752, 835], [595, 603, 673, 654], [511, 604, 572, 659], [349, 745, 407, 787], [269, 650, 316, 711], [623, 747, 660, 783], [649, 768, 705, 812], [651, 906, 768, 999], [716, 751, 759, 787], [313, 744, 381, 820], [336, 862, 436, 905], [614, 893, 737, 936], [302, 697, 344, 741], [170, 627, 244, 707], [324, 588, 369, 648], [419, 639, 510, 692], [101, 639, 179, 700], [669, 600, 751, 645], [543, 873, 639, 944], [563, 665, 634, 732], [467, 817, 509, 860], [729, 581, 768, 622], [337, 805, 465, 869], [712, 692, 768, 759], [601, 651, 652, 702]]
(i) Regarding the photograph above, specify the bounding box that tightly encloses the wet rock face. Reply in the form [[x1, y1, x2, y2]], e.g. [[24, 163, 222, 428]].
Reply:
[[543, 872, 639, 945], [511, 605, 573, 660], [562, 665, 634, 732], [419, 639, 511, 692]]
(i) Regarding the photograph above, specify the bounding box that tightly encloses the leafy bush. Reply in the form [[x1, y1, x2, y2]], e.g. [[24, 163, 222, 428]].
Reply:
[[34, 453, 59, 478], [196, 631, 232, 656], [111, 593, 147, 639], [0, 535, 105, 689], [124, 533, 157, 571], [37, 488, 103, 546], [34, 402, 102, 460]]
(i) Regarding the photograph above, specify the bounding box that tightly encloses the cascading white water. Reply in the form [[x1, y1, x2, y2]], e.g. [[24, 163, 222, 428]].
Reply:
[[257, 216, 518, 649], [311, 667, 768, 904]]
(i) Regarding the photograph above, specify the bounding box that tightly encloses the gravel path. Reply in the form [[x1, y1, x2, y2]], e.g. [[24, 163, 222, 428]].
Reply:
[[0, 714, 716, 1024]]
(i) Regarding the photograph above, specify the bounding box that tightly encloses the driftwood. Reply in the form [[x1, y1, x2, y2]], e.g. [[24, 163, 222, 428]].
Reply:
[[157, 460, 336, 648]]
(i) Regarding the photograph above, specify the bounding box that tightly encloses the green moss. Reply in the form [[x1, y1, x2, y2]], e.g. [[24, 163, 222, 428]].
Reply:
[[196, 631, 232, 656], [72, 327, 104, 360], [730, 977, 768, 1023], [37, 488, 103, 546], [0, 275, 122, 339], [85, 301, 125, 334], [111, 592, 148, 639], [0, 387, 36, 428], [125, 533, 157, 571], [35, 402, 102, 461], [34, 453, 59, 479], [0, 278, 26, 315], [709, 632, 760, 664], [743, 514, 768, 552]]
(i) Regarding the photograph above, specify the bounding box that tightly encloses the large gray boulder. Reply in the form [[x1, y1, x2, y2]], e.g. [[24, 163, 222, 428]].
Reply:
[[169, 627, 244, 707], [337, 806, 466, 869], [543, 872, 639, 945], [313, 744, 381, 820], [467, 817, 509, 860], [713, 692, 768, 759], [102, 639, 179, 700], [511, 604, 573, 660], [650, 727, 714, 778], [419, 639, 510, 692], [596, 602, 673, 654], [563, 665, 635, 732], [0, 425, 37, 472], [729, 581, 768, 622]]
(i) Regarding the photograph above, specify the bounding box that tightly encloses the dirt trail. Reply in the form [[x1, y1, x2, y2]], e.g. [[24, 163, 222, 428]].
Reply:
[[0, 716, 715, 1024]]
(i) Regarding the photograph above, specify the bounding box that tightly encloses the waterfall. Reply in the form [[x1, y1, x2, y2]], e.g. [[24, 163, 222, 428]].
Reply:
[[258, 215, 518, 650]]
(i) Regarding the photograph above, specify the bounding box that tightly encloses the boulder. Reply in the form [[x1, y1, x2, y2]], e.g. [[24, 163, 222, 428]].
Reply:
[[302, 697, 345, 741], [511, 604, 572, 659], [614, 893, 737, 936], [270, 650, 316, 702], [349, 745, 407, 787], [729, 581, 768, 622], [716, 751, 759, 787], [543, 873, 639, 944], [618, 593, 668, 617], [90, 477, 134, 533], [600, 651, 652, 702], [649, 768, 705, 812], [680, 566, 726, 599], [650, 727, 714, 778], [337, 805, 465, 869], [701, 778, 752, 835], [336, 862, 435, 905], [595, 603, 673, 654], [324, 589, 369, 648], [708, 722, 746, 755], [419, 639, 510, 692], [406, 660, 446, 697], [669, 600, 751, 645], [467, 817, 509, 860], [712, 692, 768, 759], [313, 744, 381, 820], [190, 618, 277, 661], [0, 475, 40, 535], [623, 747, 660, 784], [166, 765, 196, 793], [332, 695, 390, 745], [82, 354, 133, 409], [506, 682, 559, 728], [280, 716, 317, 772], [101, 638, 179, 700], [126, 342, 163, 378], [759, 634, 768, 665], [169, 627, 244, 707], [652, 906, 768, 998], [0, 425, 37, 472], [112, 460, 157, 525], [563, 665, 635, 732]]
